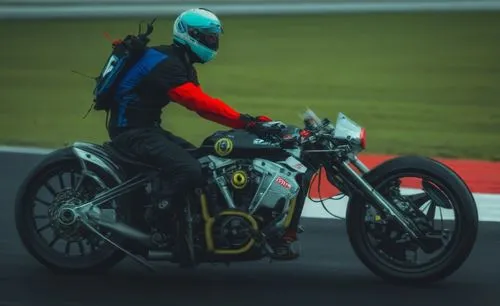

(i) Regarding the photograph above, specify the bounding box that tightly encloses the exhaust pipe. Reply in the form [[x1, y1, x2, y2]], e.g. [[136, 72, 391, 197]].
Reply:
[[95, 220, 153, 247], [147, 250, 173, 261], [93, 220, 174, 262], [85, 208, 153, 246]]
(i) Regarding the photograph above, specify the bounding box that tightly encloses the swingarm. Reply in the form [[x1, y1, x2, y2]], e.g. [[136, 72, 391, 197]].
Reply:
[[74, 172, 153, 215]]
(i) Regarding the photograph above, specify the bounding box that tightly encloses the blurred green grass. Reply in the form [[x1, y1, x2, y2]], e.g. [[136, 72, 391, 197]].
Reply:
[[0, 12, 499, 160]]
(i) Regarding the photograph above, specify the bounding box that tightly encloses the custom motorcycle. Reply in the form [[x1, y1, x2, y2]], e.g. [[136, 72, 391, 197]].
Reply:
[[14, 109, 478, 284]]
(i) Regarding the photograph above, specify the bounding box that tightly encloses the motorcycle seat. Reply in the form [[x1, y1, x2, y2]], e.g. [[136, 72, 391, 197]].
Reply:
[[102, 142, 203, 170]]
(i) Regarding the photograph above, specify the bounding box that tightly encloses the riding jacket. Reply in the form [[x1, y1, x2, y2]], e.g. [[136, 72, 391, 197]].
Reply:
[[107, 43, 252, 138]]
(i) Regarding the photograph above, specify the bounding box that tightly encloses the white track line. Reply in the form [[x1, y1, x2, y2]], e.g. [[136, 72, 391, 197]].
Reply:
[[1, 145, 498, 222], [0, 145, 54, 155], [304, 189, 500, 222]]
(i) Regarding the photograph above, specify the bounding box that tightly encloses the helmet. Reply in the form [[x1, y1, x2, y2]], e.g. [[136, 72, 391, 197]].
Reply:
[[172, 8, 224, 63]]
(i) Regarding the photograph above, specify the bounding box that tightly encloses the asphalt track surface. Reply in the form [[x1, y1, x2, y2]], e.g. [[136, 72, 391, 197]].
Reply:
[[1, 152, 499, 306]]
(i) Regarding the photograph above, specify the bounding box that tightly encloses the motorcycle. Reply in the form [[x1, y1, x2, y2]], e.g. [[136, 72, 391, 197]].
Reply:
[[14, 109, 478, 284]]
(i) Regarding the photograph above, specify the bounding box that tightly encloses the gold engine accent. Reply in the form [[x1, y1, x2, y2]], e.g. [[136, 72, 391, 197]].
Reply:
[[231, 170, 248, 189], [283, 197, 297, 229], [198, 191, 298, 256], [200, 192, 259, 255]]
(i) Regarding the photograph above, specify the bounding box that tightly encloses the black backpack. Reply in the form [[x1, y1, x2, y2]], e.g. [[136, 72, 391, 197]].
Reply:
[[91, 18, 157, 113]]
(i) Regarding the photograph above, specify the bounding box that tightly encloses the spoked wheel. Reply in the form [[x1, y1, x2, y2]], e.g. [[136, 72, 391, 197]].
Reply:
[[346, 156, 478, 284], [364, 176, 458, 270], [15, 153, 128, 274]]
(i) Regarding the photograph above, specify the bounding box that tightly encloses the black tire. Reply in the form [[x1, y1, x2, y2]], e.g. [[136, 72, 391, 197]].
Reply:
[[345, 155, 479, 284], [14, 147, 129, 274]]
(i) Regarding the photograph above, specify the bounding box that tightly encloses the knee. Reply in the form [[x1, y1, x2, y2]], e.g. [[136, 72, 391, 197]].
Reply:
[[181, 161, 203, 186], [186, 162, 202, 179]]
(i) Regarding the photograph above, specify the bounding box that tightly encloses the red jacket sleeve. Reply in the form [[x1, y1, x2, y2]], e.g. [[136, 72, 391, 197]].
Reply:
[[167, 82, 249, 129]]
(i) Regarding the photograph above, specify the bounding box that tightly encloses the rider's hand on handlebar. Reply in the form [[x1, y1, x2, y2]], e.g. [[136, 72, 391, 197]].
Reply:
[[255, 115, 272, 122], [241, 114, 271, 128], [242, 114, 287, 136], [248, 121, 287, 133]]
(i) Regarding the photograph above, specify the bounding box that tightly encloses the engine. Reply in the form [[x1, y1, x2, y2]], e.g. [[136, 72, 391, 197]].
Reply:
[[247, 158, 301, 218], [201, 156, 302, 235]]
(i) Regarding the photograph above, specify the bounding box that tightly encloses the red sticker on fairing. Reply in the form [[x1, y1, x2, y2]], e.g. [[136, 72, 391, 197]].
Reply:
[[276, 177, 291, 189]]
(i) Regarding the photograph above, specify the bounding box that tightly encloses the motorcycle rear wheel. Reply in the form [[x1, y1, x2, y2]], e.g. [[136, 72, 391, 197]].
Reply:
[[346, 155, 478, 284], [14, 148, 128, 274]]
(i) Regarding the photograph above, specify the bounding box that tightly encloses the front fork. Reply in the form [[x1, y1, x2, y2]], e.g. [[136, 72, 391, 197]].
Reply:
[[336, 155, 425, 241]]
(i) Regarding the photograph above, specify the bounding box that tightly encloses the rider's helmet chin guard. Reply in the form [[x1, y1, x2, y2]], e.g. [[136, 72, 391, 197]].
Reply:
[[172, 8, 224, 64]]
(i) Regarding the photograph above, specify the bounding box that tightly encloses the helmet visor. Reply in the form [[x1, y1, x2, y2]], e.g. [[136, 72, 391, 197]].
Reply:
[[188, 25, 223, 51]]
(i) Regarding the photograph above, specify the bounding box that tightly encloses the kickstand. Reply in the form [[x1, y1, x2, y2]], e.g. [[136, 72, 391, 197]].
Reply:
[[80, 218, 156, 273]]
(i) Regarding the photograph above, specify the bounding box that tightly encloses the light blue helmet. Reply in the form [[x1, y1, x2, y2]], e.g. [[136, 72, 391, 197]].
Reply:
[[173, 8, 224, 63]]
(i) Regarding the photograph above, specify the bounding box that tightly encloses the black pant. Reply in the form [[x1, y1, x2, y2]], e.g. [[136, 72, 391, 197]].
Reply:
[[110, 127, 203, 201]]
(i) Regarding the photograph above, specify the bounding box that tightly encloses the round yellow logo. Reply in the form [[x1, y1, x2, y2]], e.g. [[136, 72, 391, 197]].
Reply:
[[231, 170, 248, 189], [214, 137, 233, 156]]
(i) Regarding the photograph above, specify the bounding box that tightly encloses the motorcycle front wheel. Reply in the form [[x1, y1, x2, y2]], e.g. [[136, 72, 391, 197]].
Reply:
[[345, 155, 478, 284]]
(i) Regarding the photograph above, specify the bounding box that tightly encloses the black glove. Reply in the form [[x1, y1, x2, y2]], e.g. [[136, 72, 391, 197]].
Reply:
[[239, 113, 285, 136], [240, 114, 272, 126], [249, 122, 288, 140]]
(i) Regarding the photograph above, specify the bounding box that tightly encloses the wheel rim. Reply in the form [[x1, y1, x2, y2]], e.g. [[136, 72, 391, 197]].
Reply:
[[22, 160, 124, 268], [360, 172, 463, 273]]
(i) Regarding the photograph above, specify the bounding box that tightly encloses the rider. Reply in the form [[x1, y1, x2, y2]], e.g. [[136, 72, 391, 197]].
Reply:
[[108, 8, 301, 260]]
